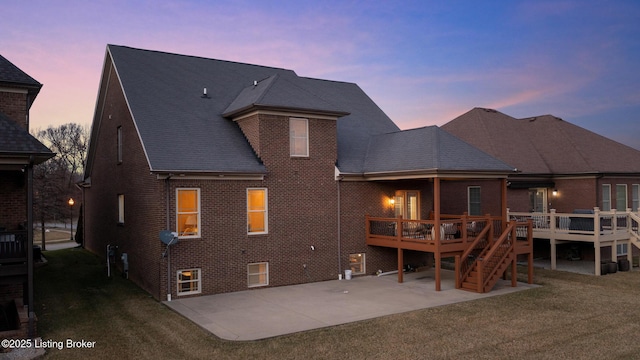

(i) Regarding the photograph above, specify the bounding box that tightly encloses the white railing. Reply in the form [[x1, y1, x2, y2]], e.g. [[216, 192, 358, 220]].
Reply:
[[507, 207, 634, 241]]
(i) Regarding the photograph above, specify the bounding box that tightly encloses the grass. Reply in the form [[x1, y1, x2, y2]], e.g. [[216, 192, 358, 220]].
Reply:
[[34, 249, 640, 359]]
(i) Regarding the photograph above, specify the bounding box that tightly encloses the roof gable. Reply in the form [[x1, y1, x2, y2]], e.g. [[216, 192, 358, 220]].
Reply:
[[98, 45, 399, 175]]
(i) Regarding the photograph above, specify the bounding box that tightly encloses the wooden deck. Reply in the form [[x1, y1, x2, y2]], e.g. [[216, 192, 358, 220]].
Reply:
[[508, 208, 640, 275], [365, 215, 534, 293]]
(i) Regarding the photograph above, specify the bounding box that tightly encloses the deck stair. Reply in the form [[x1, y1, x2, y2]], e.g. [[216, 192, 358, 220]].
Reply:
[[629, 212, 640, 251], [456, 221, 517, 293]]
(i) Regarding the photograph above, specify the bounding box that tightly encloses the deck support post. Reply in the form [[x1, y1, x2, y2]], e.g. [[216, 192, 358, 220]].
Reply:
[[434, 177, 441, 291], [397, 248, 403, 283]]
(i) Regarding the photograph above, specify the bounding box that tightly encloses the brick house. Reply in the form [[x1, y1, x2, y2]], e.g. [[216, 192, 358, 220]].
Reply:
[[83, 45, 521, 300], [442, 107, 640, 273], [0, 54, 54, 337]]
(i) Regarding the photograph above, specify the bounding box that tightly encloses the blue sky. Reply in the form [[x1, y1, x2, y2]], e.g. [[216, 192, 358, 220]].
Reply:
[[3, 0, 639, 149]]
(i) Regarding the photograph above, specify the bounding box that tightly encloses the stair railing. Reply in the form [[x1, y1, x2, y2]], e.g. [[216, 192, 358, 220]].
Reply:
[[455, 219, 492, 289], [476, 221, 516, 293]]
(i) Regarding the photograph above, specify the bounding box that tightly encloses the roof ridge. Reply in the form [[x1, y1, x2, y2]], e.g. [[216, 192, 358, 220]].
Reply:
[[107, 44, 295, 74]]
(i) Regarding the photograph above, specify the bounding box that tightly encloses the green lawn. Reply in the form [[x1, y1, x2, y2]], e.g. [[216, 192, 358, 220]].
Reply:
[[34, 249, 640, 359]]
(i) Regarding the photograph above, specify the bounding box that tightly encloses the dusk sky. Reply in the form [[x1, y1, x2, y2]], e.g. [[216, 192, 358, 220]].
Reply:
[[3, 1, 639, 149]]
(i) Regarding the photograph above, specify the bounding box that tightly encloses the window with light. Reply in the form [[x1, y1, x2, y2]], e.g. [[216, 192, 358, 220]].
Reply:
[[177, 188, 200, 238], [247, 188, 267, 234], [177, 268, 201, 295]]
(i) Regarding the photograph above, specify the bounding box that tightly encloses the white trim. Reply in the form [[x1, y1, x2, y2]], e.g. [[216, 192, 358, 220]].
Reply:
[[247, 262, 269, 287], [289, 117, 309, 157], [247, 188, 268, 235], [231, 109, 339, 122], [0, 87, 28, 94], [176, 188, 201, 238], [176, 268, 201, 296]]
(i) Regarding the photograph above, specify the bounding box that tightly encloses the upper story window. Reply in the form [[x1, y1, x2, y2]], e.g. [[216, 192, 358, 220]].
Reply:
[[247, 188, 268, 235], [290, 117, 308, 157], [632, 184, 639, 212], [117, 126, 123, 164], [177, 188, 200, 238]]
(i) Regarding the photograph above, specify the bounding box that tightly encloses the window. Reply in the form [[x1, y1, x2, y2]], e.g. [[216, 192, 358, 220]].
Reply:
[[616, 184, 628, 211], [177, 269, 201, 295], [248, 262, 268, 287], [247, 188, 267, 234], [617, 243, 628, 256], [529, 188, 546, 213], [468, 186, 481, 216], [394, 190, 420, 220], [602, 184, 611, 211], [633, 185, 639, 212], [177, 188, 200, 238], [349, 253, 366, 275], [118, 194, 125, 224], [117, 126, 123, 164], [290, 117, 308, 157]]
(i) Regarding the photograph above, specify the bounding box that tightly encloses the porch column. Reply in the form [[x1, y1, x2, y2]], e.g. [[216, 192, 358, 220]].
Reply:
[[550, 209, 557, 270], [594, 207, 601, 276], [26, 160, 35, 337], [434, 177, 441, 291], [501, 178, 507, 230]]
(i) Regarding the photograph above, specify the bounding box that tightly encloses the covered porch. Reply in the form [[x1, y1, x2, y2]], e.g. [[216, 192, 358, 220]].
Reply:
[[363, 177, 534, 293]]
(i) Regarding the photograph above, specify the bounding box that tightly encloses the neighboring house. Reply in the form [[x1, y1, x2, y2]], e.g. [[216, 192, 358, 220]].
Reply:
[[83, 45, 529, 301], [0, 54, 54, 337], [442, 107, 640, 274]]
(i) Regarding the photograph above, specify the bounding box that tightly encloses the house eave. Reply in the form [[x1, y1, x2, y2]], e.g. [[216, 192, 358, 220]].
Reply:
[[154, 170, 265, 181], [224, 105, 349, 121], [338, 168, 513, 181]]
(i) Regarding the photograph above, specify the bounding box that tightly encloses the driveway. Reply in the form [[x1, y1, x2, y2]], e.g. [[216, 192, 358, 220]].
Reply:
[[164, 269, 538, 341]]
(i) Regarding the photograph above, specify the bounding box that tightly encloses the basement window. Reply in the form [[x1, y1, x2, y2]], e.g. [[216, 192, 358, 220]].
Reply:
[[177, 268, 201, 296], [349, 253, 366, 275], [248, 262, 269, 287]]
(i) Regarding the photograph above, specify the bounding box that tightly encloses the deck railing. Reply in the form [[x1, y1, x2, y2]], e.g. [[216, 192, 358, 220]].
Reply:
[[0, 230, 28, 264], [365, 214, 502, 245], [507, 207, 635, 242]]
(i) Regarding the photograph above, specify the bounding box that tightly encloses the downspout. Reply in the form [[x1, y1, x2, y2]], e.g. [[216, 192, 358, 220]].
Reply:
[[26, 156, 35, 337], [337, 176, 342, 277], [165, 174, 173, 301]]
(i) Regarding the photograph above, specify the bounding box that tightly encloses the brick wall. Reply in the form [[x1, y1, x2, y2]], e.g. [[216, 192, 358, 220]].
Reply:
[[440, 179, 503, 216], [0, 171, 27, 230], [84, 63, 164, 299], [0, 90, 28, 129]]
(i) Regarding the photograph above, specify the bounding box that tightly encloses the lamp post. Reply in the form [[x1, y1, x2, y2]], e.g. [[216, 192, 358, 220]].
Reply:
[[68, 198, 75, 241]]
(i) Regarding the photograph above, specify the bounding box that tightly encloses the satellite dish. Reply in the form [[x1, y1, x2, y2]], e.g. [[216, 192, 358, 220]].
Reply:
[[159, 230, 178, 245]]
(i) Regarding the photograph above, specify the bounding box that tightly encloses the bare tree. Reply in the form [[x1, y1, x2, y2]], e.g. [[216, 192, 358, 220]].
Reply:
[[32, 123, 88, 249]]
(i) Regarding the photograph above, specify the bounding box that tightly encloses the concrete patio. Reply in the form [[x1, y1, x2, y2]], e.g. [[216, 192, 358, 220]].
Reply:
[[164, 269, 538, 341]]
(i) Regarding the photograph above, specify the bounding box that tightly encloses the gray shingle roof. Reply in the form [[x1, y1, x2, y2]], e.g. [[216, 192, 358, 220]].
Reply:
[[223, 74, 350, 118], [0, 112, 54, 164], [0, 54, 42, 99], [105, 45, 399, 174], [363, 126, 515, 174], [442, 108, 640, 175]]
